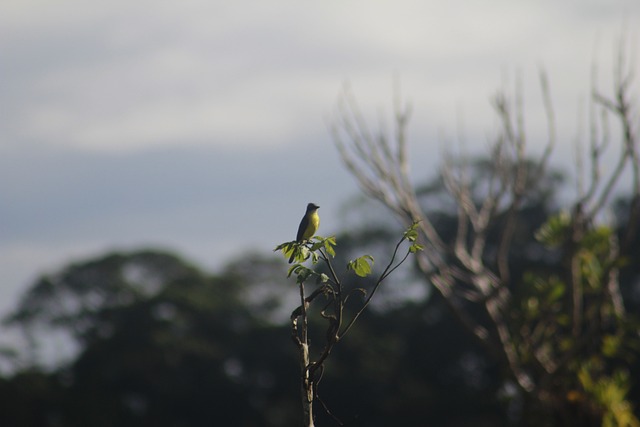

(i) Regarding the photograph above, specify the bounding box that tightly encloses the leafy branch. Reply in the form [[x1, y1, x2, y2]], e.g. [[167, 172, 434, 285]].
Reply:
[[274, 221, 422, 426]]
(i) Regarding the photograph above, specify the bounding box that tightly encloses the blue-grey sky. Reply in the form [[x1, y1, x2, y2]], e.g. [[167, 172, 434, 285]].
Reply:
[[1, 0, 639, 341]]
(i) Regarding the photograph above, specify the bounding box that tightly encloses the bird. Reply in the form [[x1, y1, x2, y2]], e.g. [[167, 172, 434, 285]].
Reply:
[[289, 203, 320, 263]]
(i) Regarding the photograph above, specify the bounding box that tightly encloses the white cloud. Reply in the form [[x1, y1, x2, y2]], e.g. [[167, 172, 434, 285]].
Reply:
[[4, 0, 636, 152]]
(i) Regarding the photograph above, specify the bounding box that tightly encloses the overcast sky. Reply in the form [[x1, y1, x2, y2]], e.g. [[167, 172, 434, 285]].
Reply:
[[1, 0, 639, 343]]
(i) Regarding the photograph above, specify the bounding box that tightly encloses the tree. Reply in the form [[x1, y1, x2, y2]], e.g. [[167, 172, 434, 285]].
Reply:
[[330, 41, 640, 425], [3, 249, 301, 426], [275, 224, 422, 426]]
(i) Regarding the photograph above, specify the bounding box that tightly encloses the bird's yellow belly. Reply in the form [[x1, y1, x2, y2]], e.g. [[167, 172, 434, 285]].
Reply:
[[302, 212, 319, 240]]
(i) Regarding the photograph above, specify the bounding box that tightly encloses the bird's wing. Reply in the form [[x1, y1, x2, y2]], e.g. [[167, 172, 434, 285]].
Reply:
[[296, 214, 310, 242]]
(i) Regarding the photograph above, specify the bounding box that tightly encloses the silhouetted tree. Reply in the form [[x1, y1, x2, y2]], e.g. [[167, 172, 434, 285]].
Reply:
[[3, 250, 300, 426]]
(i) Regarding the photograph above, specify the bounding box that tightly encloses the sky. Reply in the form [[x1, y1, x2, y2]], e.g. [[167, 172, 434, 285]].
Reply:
[[1, 0, 639, 356]]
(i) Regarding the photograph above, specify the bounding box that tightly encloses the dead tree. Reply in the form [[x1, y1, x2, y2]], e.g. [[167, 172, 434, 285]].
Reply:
[[330, 42, 639, 422]]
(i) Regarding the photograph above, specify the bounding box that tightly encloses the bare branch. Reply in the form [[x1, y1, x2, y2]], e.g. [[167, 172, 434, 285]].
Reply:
[[330, 45, 638, 408]]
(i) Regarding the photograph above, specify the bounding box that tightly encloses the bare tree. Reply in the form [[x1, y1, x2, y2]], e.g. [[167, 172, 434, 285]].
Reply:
[[330, 41, 639, 424]]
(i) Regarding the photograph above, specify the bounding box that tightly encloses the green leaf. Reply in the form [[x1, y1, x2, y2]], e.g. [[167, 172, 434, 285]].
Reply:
[[289, 246, 309, 264], [287, 264, 299, 278], [348, 255, 374, 277], [534, 211, 570, 247], [316, 273, 329, 284], [409, 243, 424, 253], [324, 241, 336, 257], [309, 240, 325, 251], [273, 241, 293, 252], [295, 266, 313, 284], [325, 246, 336, 257], [401, 220, 421, 241], [274, 241, 297, 260], [582, 226, 612, 253]]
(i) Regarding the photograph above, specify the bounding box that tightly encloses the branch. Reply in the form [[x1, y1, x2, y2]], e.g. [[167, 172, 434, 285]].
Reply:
[[339, 232, 412, 339], [588, 39, 638, 221]]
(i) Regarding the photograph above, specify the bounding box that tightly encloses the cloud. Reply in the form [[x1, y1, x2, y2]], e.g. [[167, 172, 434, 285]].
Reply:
[[4, 0, 636, 153]]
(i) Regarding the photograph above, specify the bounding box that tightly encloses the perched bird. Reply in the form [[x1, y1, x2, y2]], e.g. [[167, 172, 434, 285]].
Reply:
[[289, 203, 320, 263]]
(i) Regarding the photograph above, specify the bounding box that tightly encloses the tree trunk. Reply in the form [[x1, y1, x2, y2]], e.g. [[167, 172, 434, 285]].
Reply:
[[300, 343, 314, 427]]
